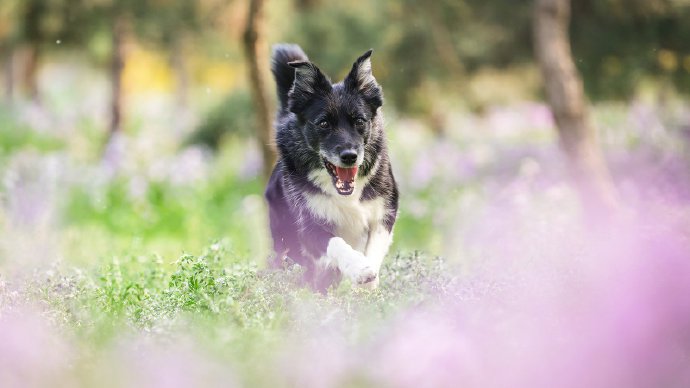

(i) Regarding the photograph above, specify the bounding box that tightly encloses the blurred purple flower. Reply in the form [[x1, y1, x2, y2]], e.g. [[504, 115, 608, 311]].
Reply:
[[238, 139, 263, 180], [107, 335, 239, 388], [409, 154, 435, 189], [526, 103, 554, 130], [371, 310, 476, 388], [1, 153, 63, 271], [277, 331, 354, 388], [627, 101, 666, 140], [101, 132, 128, 178], [407, 141, 476, 189], [485, 103, 553, 139], [2, 152, 61, 229], [369, 213, 690, 388], [0, 305, 72, 388], [274, 304, 357, 388], [163, 146, 212, 186]]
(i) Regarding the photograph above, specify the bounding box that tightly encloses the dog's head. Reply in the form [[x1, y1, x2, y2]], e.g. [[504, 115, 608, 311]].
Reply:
[[288, 50, 383, 196]]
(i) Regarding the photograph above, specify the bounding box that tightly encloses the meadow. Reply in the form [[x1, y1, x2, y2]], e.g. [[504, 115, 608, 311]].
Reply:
[[1, 59, 690, 387], [2, 0, 690, 384]]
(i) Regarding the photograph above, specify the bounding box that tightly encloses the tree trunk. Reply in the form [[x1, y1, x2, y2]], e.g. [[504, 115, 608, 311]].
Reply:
[[243, 0, 276, 181], [109, 15, 126, 135], [2, 48, 14, 104], [22, 45, 40, 102], [533, 0, 619, 218], [22, 0, 43, 103]]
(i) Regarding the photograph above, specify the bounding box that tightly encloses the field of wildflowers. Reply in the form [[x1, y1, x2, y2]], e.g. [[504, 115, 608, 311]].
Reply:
[[1, 69, 690, 387]]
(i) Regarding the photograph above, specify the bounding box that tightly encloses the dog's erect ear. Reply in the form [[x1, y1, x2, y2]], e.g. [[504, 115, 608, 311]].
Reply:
[[345, 50, 376, 91], [344, 49, 383, 111], [287, 61, 332, 113]]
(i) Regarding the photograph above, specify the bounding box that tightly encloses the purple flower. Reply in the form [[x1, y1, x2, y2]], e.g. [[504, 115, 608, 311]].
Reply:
[[0, 305, 72, 388]]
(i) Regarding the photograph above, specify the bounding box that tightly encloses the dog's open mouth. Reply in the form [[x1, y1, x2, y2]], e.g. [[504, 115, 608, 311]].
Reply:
[[324, 160, 358, 196]]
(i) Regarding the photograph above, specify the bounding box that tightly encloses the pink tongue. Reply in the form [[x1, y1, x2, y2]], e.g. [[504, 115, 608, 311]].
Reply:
[[335, 166, 358, 182]]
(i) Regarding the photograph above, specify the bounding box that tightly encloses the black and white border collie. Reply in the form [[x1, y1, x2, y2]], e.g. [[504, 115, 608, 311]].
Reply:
[[265, 43, 399, 292]]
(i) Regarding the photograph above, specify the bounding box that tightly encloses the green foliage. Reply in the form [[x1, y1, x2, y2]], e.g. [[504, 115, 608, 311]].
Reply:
[[0, 108, 64, 155], [185, 90, 256, 150], [72, 242, 448, 324], [571, 0, 690, 99], [4, 0, 690, 108], [91, 244, 282, 328], [66, 180, 188, 238], [64, 172, 267, 260], [6, 240, 449, 354], [286, 0, 690, 107], [287, 0, 534, 112]]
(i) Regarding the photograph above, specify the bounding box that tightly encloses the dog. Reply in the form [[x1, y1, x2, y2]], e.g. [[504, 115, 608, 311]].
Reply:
[[265, 43, 399, 292]]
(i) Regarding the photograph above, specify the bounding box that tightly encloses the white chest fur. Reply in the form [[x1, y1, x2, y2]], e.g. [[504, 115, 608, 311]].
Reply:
[[305, 193, 386, 252]]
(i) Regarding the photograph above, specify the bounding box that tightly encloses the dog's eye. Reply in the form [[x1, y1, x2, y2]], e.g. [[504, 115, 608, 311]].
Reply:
[[317, 120, 330, 129], [354, 118, 366, 126]]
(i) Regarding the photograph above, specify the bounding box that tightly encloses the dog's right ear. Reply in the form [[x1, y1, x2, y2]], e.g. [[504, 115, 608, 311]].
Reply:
[[287, 61, 332, 113], [344, 50, 383, 113]]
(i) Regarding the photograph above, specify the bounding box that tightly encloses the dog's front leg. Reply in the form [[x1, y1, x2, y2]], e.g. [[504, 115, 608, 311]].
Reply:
[[359, 224, 393, 288], [320, 225, 392, 288], [297, 218, 374, 288], [322, 227, 392, 288], [323, 237, 377, 285]]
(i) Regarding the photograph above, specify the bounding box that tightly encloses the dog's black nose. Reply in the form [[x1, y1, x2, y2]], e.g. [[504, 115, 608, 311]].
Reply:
[[339, 150, 358, 166]]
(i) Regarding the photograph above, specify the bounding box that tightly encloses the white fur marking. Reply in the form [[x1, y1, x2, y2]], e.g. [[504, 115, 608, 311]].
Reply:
[[365, 227, 393, 274], [324, 237, 376, 284], [305, 191, 385, 252], [307, 161, 391, 288]]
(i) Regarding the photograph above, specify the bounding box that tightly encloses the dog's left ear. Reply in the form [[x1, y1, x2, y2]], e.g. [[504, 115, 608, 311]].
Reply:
[[344, 49, 383, 111]]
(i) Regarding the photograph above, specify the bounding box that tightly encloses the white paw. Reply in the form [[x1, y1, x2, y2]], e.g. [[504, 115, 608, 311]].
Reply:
[[357, 275, 379, 289], [351, 265, 377, 285], [327, 237, 378, 285]]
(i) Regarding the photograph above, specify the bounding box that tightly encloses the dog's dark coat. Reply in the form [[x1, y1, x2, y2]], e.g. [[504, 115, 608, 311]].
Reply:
[[265, 44, 398, 291]]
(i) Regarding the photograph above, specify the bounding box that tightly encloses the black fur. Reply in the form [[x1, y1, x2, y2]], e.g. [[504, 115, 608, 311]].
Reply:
[[266, 43, 399, 291], [271, 44, 309, 115]]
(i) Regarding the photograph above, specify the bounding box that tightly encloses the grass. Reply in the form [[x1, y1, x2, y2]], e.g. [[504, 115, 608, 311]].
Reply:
[[1, 241, 451, 386]]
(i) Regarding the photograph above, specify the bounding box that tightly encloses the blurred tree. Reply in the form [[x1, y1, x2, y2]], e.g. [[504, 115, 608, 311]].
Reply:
[[110, 14, 126, 135], [285, 0, 690, 113], [9, 0, 85, 102], [132, 0, 206, 110], [77, 0, 140, 136], [0, 0, 92, 103], [571, 0, 690, 99], [286, 0, 534, 115], [0, 0, 20, 103], [296, 0, 321, 10], [18, 0, 45, 102], [68, 0, 229, 136], [2, 0, 688, 133], [244, 0, 276, 180], [1, 53, 11, 104], [534, 0, 619, 218], [10, 0, 64, 102]]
